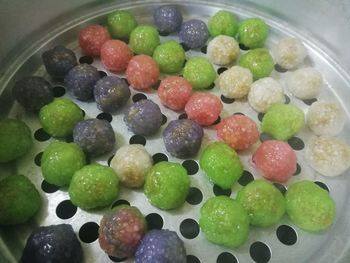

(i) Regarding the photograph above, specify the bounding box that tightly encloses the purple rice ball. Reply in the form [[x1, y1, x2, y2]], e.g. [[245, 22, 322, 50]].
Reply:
[[64, 64, 100, 101], [12, 76, 54, 112], [163, 119, 203, 158], [124, 99, 162, 136], [94, 76, 131, 113], [179, 19, 209, 49], [42, 45, 78, 79], [153, 5, 183, 34], [73, 119, 115, 157], [135, 229, 186, 263]]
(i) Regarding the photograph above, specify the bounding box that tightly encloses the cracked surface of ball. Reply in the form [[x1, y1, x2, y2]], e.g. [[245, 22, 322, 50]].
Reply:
[[101, 40, 133, 72], [208, 10, 239, 37], [179, 19, 209, 49], [239, 48, 274, 80], [130, 25, 160, 55], [153, 5, 183, 34], [79, 25, 111, 56]]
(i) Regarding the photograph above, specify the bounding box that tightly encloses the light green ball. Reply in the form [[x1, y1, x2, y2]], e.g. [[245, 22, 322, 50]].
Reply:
[[107, 10, 138, 40], [208, 10, 239, 37], [183, 57, 217, 89], [153, 40, 185, 73], [262, 104, 305, 140], [129, 25, 160, 55], [238, 18, 268, 48], [239, 48, 274, 80]]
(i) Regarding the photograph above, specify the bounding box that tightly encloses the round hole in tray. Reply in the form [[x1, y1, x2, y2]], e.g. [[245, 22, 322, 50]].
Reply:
[[152, 79, 161, 90], [249, 241, 271, 263], [288, 137, 305, 151], [178, 112, 188, 119], [284, 95, 291, 104], [79, 222, 99, 243], [233, 112, 245, 116], [200, 45, 207, 54], [217, 252, 238, 263], [109, 255, 128, 262], [293, 163, 301, 176], [182, 160, 199, 175], [274, 64, 288, 73], [259, 132, 273, 142], [276, 225, 298, 246], [79, 55, 93, 64], [129, 135, 146, 146], [213, 185, 232, 197], [221, 95, 235, 104], [132, 93, 147, 102], [217, 67, 228, 75], [186, 187, 203, 205], [161, 114, 167, 125], [273, 183, 287, 195], [53, 86, 66, 97], [239, 43, 250, 50], [180, 218, 200, 239], [314, 181, 330, 192], [180, 42, 191, 52], [258, 112, 265, 122], [34, 128, 51, 142], [56, 199, 77, 219], [41, 180, 59, 193], [303, 98, 317, 105], [34, 152, 43, 166], [238, 170, 255, 186], [111, 199, 130, 208], [98, 71, 107, 78], [152, 152, 168, 164], [96, 112, 113, 122], [187, 255, 201, 263], [145, 213, 164, 230], [107, 154, 114, 166]]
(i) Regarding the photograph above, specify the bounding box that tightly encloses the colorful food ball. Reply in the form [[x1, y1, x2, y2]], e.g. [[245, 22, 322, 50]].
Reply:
[[94, 76, 131, 113], [21, 224, 83, 263], [107, 10, 138, 40], [252, 140, 297, 182], [144, 161, 190, 210], [179, 19, 209, 49], [163, 119, 204, 158], [183, 57, 216, 90], [153, 5, 183, 34], [0, 119, 32, 163], [100, 40, 133, 72], [0, 175, 41, 225], [217, 66, 253, 99], [236, 180, 286, 227], [64, 64, 100, 101], [262, 104, 305, 140], [110, 144, 153, 188], [199, 196, 249, 248], [153, 40, 185, 73], [306, 101, 345, 136], [79, 25, 111, 57], [207, 35, 239, 66], [42, 45, 78, 79], [158, 76, 192, 111], [12, 76, 53, 112], [305, 136, 350, 177], [216, 114, 259, 150], [130, 25, 160, 55], [208, 10, 239, 37], [99, 205, 147, 258], [69, 163, 119, 210], [239, 48, 274, 80], [238, 18, 268, 49], [135, 229, 186, 263], [286, 180, 336, 232], [273, 37, 307, 70], [185, 92, 222, 126], [287, 67, 323, 100], [248, 77, 285, 113], [41, 141, 86, 186], [73, 119, 115, 157], [124, 99, 162, 136], [126, 55, 160, 90], [200, 142, 243, 189]]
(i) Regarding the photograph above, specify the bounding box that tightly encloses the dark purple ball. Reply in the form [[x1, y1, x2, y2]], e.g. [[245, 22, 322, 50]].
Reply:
[[163, 119, 203, 158], [124, 99, 162, 136], [179, 19, 209, 49], [135, 229, 186, 263], [94, 76, 130, 113], [64, 64, 100, 101], [42, 45, 78, 79], [12, 76, 54, 112], [73, 119, 115, 157], [153, 5, 183, 34]]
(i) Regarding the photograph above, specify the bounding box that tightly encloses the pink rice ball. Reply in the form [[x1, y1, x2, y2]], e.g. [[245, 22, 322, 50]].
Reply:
[[252, 140, 297, 182], [158, 76, 193, 111], [216, 115, 259, 150], [101, 40, 133, 72], [185, 92, 223, 126], [79, 25, 111, 57], [126, 55, 160, 90]]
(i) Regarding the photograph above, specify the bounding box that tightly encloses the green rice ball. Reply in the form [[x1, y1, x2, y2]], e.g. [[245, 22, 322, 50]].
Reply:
[[208, 10, 239, 37], [130, 25, 160, 56], [239, 48, 274, 80], [183, 57, 216, 90], [107, 10, 138, 40], [153, 40, 185, 73], [238, 18, 268, 49]]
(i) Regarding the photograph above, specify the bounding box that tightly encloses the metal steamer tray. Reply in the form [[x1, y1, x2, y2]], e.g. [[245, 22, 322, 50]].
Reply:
[[1, 1, 350, 263]]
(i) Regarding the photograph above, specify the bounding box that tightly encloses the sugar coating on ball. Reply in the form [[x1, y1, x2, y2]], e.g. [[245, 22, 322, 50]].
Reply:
[[158, 76, 193, 111], [107, 10, 138, 40], [207, 35, 239, 66], [306, 101, 345, 136], [216, 114, 259, 150], [273, 37, 307, 70], [238, 18, 268, 49], [217, 66, 253, 99], [305, 136, 350, 177], [239, 48, 274, 80], [110, 144, 153, 188], [287, 67, 323, 100], [126, 55, 160, 90], [252, 140, 297, 182], [185, 92, 223, 126], [179, 19, 209, 49], [248, 77, 285, 113], [183, 57, 217, 90], [286, 180, 336, 232], [153, 40, 185, 73], [79, 25, 111, 57], [208, 10, 239, 37], [130, 25, 160, 55], [262, 104, 305, 140], [153, 5, 183, 34], [100, 40, 133, 72]]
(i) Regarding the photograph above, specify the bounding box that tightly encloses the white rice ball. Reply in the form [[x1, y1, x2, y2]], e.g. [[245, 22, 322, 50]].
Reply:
[[287, 67, 323, 99], [217, 65, 253, 99], [306, 136, 350, 177], [207, 35, 239, 66], [110, 144, 153, 188], [248, 77, 285, 113], [273, 37, 307, 69], [307, 101, 345, 136]]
